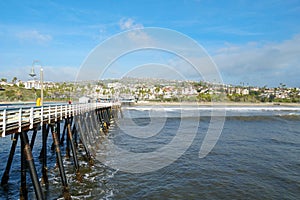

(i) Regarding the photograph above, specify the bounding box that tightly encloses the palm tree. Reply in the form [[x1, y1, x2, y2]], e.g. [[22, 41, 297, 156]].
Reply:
[[279, 83, 286, 88], [12, 77, 17, 84]]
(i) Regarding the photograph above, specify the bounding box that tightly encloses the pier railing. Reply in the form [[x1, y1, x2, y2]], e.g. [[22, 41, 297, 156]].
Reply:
[[0, 102, 120, 137]]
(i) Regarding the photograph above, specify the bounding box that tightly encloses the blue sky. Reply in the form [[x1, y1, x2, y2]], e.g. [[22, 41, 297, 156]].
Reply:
[[0, 0, 300, 87]]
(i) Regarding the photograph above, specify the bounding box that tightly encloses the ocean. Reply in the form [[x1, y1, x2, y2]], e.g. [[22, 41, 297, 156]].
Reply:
[[0, 105, 299, 199]]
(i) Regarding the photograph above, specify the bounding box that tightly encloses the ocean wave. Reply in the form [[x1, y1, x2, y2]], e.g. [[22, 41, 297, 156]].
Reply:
[[121, 106, 300, 118], [123, 106, 300, 112]]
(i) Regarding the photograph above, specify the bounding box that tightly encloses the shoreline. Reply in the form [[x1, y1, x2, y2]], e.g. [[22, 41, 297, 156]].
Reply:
[[135, 101, 300, 107], [1, 101, 300, 107]]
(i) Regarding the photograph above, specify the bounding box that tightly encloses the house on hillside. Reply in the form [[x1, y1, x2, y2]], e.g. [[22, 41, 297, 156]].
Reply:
[[79, 96, 91, 103]]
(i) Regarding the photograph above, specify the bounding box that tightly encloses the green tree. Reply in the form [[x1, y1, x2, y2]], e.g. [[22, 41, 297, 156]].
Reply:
[[197, 93, 211, 102], [12, 77, 17, 84], [19, 82, 25, 88]]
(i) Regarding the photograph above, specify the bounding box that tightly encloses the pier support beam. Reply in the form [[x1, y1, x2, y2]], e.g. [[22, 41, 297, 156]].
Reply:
[[88, 112, 97, 141], [73, 125, 78, 148], [65, 118, 73, 159], [99, 109, 109, 134], [20, 134, 27, 200], [60, 121, 68, 145], [51, 121, 60, 151], [75, 116, 93, 165], [39, 125, 50, 159], [82, 114, 98, 153], [50, 124, 71, 199], [20, 131, 45, 200], [30, 129, 37, 150], [1, 133, 19, 186], [91, 110, 101, 135], [67, 118, 82, 182], [41, 124, 49, 185]]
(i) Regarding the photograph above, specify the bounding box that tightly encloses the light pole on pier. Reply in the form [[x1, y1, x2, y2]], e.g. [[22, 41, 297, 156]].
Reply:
[[31, 60, 44, 106], [40, 67, 43, 106]]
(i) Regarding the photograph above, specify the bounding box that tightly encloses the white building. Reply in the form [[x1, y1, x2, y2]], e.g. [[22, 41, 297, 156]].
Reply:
[[24, 80, 41, 89], [242, 88, 249, 95], [79, 96, 91, 103], [0, 81, 13, 86], [23, 80, 55, 89], [108, 82, 122, 89]]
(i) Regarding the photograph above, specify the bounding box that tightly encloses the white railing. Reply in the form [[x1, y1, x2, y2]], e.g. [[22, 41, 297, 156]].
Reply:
[[0, 102, 120, 137]]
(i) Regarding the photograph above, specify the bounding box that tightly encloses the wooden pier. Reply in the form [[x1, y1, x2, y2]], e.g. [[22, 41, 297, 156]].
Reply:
[[0, 102, 120, 199]]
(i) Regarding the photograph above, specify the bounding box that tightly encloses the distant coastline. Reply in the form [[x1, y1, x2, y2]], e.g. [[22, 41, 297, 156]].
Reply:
[[1, 100, 300, 108]]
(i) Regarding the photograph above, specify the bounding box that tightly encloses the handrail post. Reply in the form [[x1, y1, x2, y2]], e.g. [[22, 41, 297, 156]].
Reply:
[[48, 106, 51, 124], [18, 108, 22, 133], [55, 105, 58, 122], [40, 106, 44, 126], [2, 109, 6, 137], [29, 107, 34, 130]]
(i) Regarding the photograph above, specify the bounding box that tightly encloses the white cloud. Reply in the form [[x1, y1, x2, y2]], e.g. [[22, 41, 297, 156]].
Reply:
[[116, 18, 153, 46], [212, 34, 300, 87], [17, 30, 52, 44], [119, 18, 144, 30], [126, 29, 153, 45]]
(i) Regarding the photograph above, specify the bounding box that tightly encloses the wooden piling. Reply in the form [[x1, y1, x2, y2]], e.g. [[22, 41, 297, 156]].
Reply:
[[60, 120, 68, 146], [21, 131, 45, 200], [30, 129, 37, 150], [41, 124, 49, 185], [20, 135, 27, 200], [1, 133, 19, 186], [50, 124, 71, 199], [67, 118, 82, 182], [75, 116, 93, 165]]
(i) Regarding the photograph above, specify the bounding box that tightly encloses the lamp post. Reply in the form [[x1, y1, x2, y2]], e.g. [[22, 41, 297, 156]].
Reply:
[[40, 67, 43, 106], [31, 60, 44, 106]]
